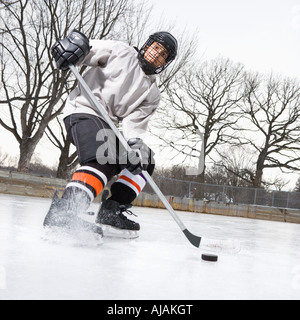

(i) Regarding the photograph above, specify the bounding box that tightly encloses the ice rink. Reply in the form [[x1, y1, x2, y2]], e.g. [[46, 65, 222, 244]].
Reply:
[[0, 193, 299, 300]]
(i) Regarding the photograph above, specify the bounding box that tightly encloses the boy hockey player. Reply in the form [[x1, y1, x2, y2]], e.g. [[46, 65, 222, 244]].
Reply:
[[43, 30, 178, 237]]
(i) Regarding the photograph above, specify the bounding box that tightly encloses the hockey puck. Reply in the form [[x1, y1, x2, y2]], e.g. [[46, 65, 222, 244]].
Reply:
[[201, 254, 218, 262]]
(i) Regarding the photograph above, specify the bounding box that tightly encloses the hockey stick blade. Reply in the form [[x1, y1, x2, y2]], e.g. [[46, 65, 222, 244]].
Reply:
[[183, 229, 202, 248]]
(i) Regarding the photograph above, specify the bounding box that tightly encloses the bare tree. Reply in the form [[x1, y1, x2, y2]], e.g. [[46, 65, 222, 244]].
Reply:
[[154, 57, 245, 183], [240, 73, 300, 188], [0, 0, 130, 172], [0, 1, 18, 5], [1, 0, 65, 172]]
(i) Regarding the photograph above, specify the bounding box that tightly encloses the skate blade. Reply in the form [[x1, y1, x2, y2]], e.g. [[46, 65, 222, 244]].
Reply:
[[42, 226, 104, 247], [99, 224, 139, 239]]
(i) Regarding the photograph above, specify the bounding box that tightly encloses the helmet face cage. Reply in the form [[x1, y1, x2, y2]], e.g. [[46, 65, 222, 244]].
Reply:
[[138, 32, 178, 75]]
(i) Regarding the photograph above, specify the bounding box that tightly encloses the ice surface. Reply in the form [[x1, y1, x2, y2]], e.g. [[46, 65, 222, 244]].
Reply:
[[0, 193, 299, 300]]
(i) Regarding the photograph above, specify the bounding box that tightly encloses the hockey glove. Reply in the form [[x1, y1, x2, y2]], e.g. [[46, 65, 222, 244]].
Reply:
[[51, 30, 90, 71], [120, 138, 155, 175]]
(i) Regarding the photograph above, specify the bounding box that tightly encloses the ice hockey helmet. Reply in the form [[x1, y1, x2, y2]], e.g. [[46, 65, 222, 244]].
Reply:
[[138, 32, 178, 75]]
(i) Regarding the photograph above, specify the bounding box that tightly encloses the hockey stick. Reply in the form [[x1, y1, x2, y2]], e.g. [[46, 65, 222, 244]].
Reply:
[[68, 64, 240, 253]]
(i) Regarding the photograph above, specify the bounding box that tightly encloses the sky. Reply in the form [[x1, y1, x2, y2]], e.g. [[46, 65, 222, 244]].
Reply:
[[150, 0, 300, 77], [1, 0, 300, 188]]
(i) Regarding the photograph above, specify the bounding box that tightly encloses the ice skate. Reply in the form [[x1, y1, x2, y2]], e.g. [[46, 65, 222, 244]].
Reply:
[[96, 198, 140, 239], [43, 191, 103, 237]]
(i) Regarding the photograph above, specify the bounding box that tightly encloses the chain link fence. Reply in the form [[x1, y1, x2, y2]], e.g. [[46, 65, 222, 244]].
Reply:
[[144, 176, 300, 210]]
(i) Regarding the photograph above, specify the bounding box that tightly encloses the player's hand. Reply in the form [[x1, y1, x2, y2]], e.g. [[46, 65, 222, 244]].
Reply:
[[51, 30, 90, 70], [120, 138, 154, 175]]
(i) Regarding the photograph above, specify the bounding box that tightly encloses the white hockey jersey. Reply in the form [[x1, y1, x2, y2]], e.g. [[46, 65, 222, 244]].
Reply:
[[63, 39, 161, 141]]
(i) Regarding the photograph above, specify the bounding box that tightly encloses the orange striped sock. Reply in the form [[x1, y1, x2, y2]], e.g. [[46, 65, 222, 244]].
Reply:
[[66, 166, 108, 201], [116, 169, 147, 197]]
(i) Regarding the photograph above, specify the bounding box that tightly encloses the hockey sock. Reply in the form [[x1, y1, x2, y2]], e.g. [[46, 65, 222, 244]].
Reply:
[[65, 165, 108, 203], [109, 169, 148, 205]]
